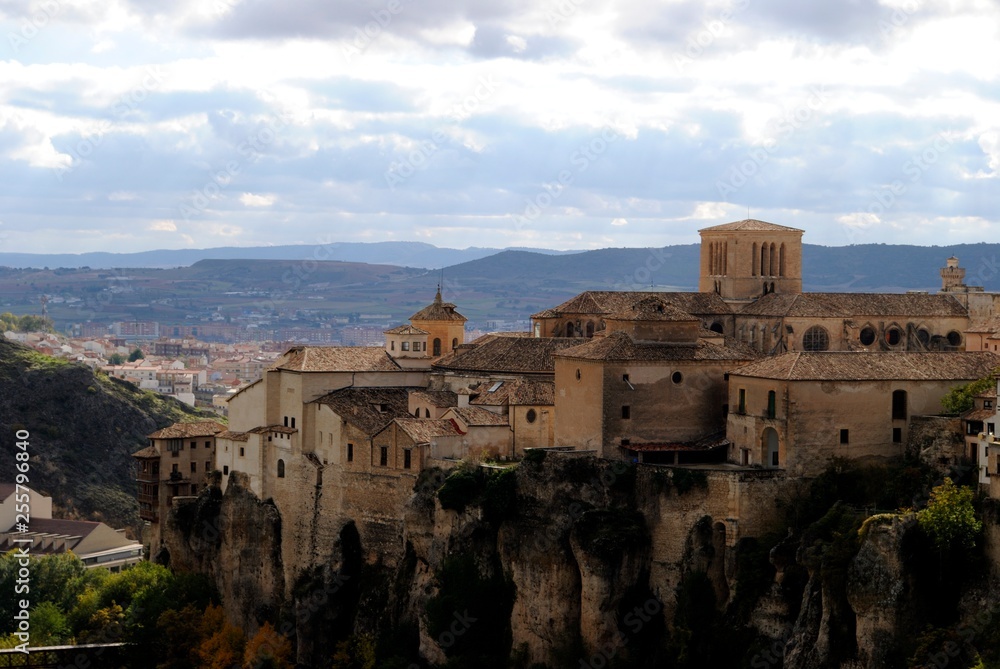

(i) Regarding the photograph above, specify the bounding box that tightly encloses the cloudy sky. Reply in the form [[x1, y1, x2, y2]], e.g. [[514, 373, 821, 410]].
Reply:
[[0, 0, 997, 255]]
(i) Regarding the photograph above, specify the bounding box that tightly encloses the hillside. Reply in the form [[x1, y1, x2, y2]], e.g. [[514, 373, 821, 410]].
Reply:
[[0, 337, 220, 533]]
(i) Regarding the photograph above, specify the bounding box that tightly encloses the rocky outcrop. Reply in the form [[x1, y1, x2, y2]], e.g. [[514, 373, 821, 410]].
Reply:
[[163, 471, 284, 634]]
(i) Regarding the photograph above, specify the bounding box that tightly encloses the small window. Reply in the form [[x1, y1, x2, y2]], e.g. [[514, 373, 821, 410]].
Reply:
[[576, 369, 581, 380], [390, 340, 395, 350], [622, 374, 630, 383], [277, 459, 285, 478], [738, 389, 746, 414], [425, 408, 430, 418], [191, 484, 198, 494], [223, 465, 229, 475], [205, 461, 211, 471], [452, 337, 458, 349], [402, 342, 409, 351], [284, 416, 288, 427], [947, 330, 962, 347], [840, 429, 849, 444], [190, 462, 197, 473], [404, 449, 411, 469], [885, 327, 902, 346], [433, 338, 441, 356], [859, 326, 876, 346], [671, 371, 683, 385], [347, 443, 354, 462], [380, 446, 388, 467], [621, 405, 631, 419], [767, 390, 776, 419], [892, 390, 907, 420], [190, 441, 196, 450], [414, 409, 420, 418], [205, 441, 211, 448], [893, 427, 902, 443], [526, 409, 537, 424], [986, 400, 994, 409], [990, 423, 996, 435], [239, 447, 245, 457], [291, 417, 296, 429]]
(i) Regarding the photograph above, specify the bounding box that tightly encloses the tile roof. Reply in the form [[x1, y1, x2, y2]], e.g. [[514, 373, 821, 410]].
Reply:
[[216, 430, 249, 442], [384, 324, 430, 335], [962, 408, 996, 422], [273, 346, 402, 372], [148, 420, 227, 439], [409, 291, 468, 322], [532, 291, 733, 319], [967, 317, 1000, 334], [248, 425, 298, 435], [434, 335, 583, 374], [314, 387, 418, 435], [698, 219, 804, 233], [729, 351, 1000, 381], [738, 292, 968, 318], [410, 389, 458, 408], [446, 406, 510, 426], [392, 418, 464, 442], [468, 378, 554, 406], [132, 445, 160, 458], [555, 331, 760, 362], [608, 296, 700, 322]]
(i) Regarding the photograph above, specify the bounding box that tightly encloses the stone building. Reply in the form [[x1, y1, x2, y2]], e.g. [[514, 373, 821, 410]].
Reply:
[[697, 219, 804, 302], [553, 296, 758, 459], [726, 351, 1000, 477]]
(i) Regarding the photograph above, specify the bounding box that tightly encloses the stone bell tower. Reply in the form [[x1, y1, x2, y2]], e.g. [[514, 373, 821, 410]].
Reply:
[[698, 219, 804, 303]]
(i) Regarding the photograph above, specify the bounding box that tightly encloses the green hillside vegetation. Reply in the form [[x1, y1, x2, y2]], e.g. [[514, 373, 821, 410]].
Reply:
[[0, 337, 221, 532]]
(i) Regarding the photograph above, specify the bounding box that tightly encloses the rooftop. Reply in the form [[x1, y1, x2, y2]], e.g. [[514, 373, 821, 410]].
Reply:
[[392, 417, 464, 442], [409, 290, 467, 322], [148, 420, 227, 440], [607, 296, 700, 323], [698, 219, 804, 233], [730, 351, 1000, 381], [410, 389, 458, 408], [446, 406, 510, 426], [739, 292, 968, 318], [313, 387, 418, 435], [556, 331, 759, 362], [532, 291, 733, 319], [434, 334, 582, 374], [273, 346, 402, 373], [384, 324, 430, 335]]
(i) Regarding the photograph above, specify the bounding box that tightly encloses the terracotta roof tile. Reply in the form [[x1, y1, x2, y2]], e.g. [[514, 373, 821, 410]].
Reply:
[[729, 351, 1000, 381], [607, 296, 700, 322], [409, 291, 468, 322], [132, 445, 160, 458], [148, 420, 227, 439], [411, 389, 459, 408], [384, 324, 430, 335], [434, 335, 582, 374], [698, 219, 804, 233], [248, 425, 297, 435], [739, 292, 967, 318], [532, 291, 733, 319], [314, 387, 418, 435], [216, 430, 249, 442], [446, 406, 509, 426], [555, 331, 759, 362], [392, 418, 464, 442], [273, 346, 402, 372]]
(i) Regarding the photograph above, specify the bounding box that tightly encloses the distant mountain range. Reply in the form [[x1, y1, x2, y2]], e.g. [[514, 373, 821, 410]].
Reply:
[[0, 241, 580, 271]]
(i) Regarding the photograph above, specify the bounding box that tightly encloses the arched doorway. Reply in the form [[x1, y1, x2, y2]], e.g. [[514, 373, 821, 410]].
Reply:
[[762, 427, 780, 468]]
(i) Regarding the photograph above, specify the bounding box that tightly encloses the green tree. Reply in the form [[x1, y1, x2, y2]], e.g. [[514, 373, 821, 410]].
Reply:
[[30, 602, 71, 646], [128, 347, 145, 362], [941, 371, 999, 414], [107, 353, 126, 365], [917, 478, 982, 550]]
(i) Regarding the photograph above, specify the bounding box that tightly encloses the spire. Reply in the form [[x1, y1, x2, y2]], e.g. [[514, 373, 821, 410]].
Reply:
[[435, 284, 442, 303]]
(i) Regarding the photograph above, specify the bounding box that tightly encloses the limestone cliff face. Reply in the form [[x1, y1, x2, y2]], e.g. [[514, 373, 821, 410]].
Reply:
[[163, 456, 1000, 669], [162, 471, 285, 634]]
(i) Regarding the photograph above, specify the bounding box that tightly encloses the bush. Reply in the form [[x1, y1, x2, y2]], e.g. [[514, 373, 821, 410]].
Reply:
[[437, 469, 481, 513]]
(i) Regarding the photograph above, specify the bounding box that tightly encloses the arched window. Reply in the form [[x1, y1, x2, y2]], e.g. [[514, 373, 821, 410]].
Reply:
[[802, 326, 830, 351], [277, 459, 285, 478], [760, 243, 768, 277], [433, 338, 441, 356], [752, 242, 758, 276], [452, 337, 458, 350], [779, 243, 786, 277], [723, 242, 728, 275], [769, 243, 776, 277], [586, 321, 595, 337]]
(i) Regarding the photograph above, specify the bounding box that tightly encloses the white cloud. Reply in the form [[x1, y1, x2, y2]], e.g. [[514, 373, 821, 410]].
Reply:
[[148, 220, 178, 231], [240, 193, 276, 207], [611, 217, 628, 226]]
